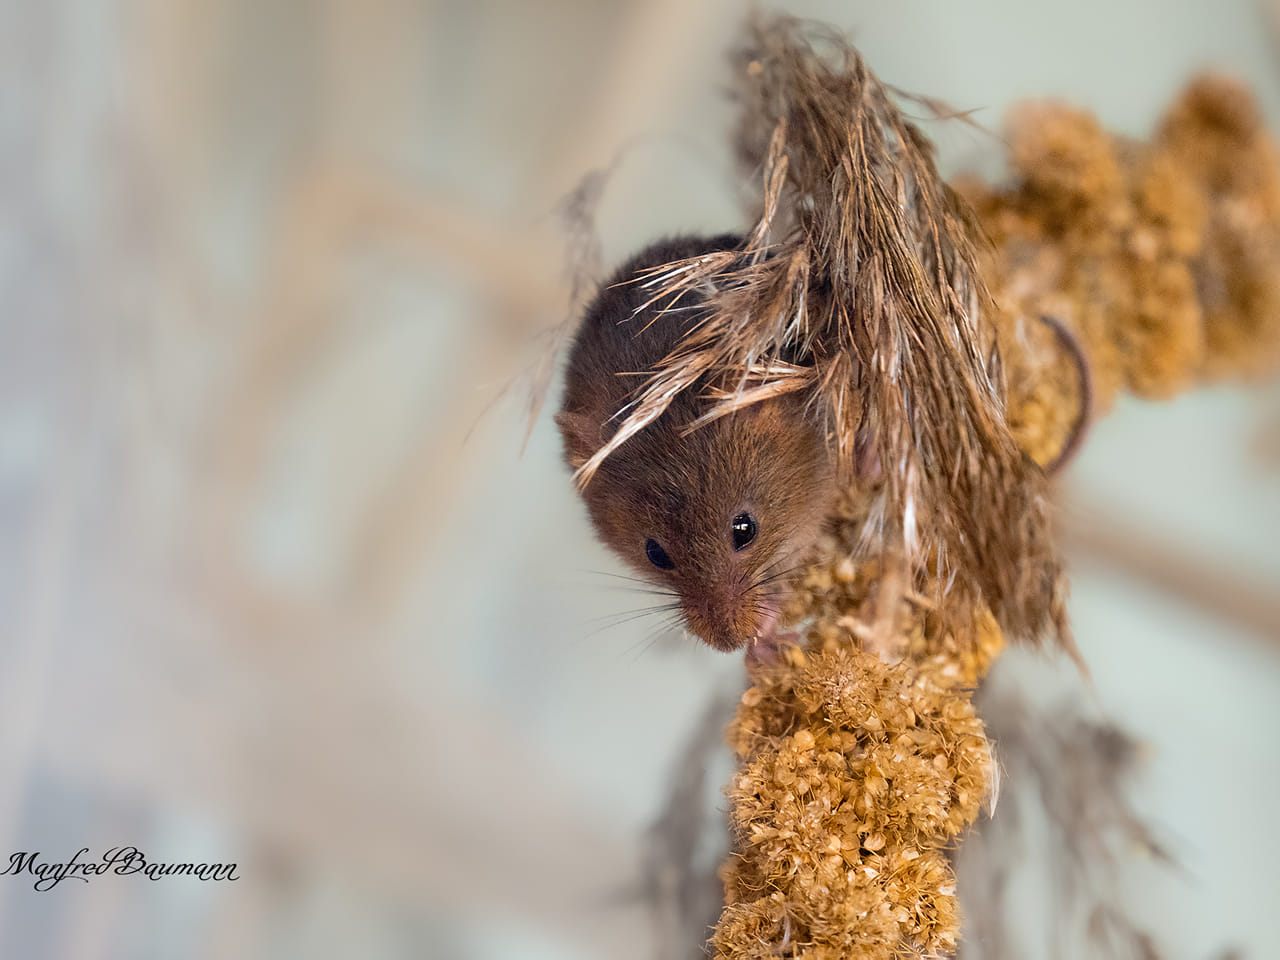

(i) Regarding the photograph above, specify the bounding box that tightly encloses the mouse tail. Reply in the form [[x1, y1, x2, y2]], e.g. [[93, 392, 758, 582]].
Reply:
[[1037, 314, 1094, 476]]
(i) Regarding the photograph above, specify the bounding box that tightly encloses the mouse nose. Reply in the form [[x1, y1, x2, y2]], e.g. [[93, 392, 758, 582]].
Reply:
[[685, 589, 780, 653]]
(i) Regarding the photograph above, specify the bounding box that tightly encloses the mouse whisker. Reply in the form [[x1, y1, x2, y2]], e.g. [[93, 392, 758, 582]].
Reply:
[[582, 570, 671, 588], [583, 569, 646, 582], [585, 602, 683, 625], [763, 560, 808, 579], [748, 563, 808, 593], [759, 556, 794, 575], [756, 556, 808, 579], [646, 613, 686, 646], [592, 583, 680, 599], [750, 557, 788, 582], [582, 605, 684, 640], [624, 637, 660, 661], [622, 612, 686, 661]]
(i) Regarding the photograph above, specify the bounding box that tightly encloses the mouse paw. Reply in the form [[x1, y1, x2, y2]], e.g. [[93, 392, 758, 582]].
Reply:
[[746, 627, 801, 666]]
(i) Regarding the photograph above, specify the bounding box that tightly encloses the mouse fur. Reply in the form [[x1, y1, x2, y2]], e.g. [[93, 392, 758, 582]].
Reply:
[[558, 235, 835, 652]]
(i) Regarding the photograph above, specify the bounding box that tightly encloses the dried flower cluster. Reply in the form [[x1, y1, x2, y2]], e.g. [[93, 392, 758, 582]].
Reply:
[[714, 492, 1003, 959], [961, 75, 1280, 466]]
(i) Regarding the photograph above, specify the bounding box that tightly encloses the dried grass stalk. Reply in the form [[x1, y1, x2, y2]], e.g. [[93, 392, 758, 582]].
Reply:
[[958, 685, 1174, 960], [577, 15, 1067, 648]]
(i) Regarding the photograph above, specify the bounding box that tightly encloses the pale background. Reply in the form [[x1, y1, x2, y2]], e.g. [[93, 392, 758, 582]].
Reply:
[[1, 1, 1278, 958]]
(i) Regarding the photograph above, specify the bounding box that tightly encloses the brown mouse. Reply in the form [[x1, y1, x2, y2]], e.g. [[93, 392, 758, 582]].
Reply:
[[556, 239, 1089, 656], [557, 234, 836, 653]]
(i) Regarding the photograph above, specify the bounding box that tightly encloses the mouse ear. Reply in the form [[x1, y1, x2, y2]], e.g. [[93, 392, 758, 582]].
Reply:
[[555, 410, 598, 470]]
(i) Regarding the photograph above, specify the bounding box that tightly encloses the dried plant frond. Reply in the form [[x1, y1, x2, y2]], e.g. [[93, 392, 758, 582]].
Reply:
[[642, 690, 738, 960], [523, 167, 612, 448], [579, 15, 1066, 648], [957, 681, 1174, 960]]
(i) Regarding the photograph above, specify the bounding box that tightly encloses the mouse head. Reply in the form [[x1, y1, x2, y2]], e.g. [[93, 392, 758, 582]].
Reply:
[[559, 397, 834, 651]]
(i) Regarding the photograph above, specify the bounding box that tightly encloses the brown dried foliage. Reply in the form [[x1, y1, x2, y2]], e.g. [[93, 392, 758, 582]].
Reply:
[[963, 75, 1280, 466], [958, 686, 1173, 960], [577, 16, 1066, 649]]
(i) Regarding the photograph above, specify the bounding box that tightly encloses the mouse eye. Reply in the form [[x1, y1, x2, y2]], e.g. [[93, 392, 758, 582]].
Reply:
[[645, 538, 675, 570], [731, 513, 757, 551]]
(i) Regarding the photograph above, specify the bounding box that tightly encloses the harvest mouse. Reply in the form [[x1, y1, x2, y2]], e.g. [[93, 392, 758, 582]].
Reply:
[[557, 234, 837, 655], [556, 235, 1090, 657]]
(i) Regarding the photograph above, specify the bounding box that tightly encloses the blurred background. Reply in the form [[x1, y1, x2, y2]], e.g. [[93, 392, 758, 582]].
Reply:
[[1, 1, 1278, 958]]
